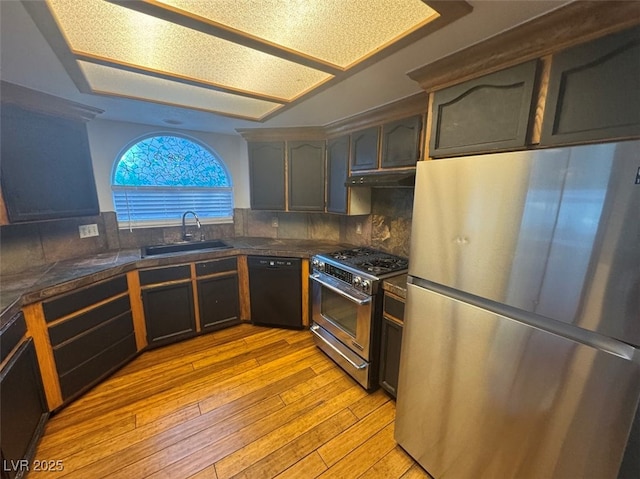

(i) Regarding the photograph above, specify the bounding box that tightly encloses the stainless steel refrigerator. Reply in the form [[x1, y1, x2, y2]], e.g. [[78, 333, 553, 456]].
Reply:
[[395, 140, 640, 478]]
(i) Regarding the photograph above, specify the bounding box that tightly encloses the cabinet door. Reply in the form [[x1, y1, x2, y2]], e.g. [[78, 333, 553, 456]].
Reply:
[[379, 317, 403, 398], [430, 60, 538, 158], [381, 115, 422, 168], [0, 340, 48, 479], [350, 127, 379, 171], [142, 283, 196, 347], [197, 274, 240, 332], [288, 140, 325, 211], [541, 26, 640, 145], [0, 104, 99, 222], [248, 141, 285, 210], [327, 136, 349, 214]]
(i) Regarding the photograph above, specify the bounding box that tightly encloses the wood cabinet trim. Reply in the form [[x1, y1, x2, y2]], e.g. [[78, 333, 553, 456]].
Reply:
[[237, 255, 251, 322], [22, 302, 63, 410], [139, 278, 193, 289], [301, 259, 310, 328], [191, 263, 202, 333], [238, 127, 326, 142], [126, 270, 147, 351], [325, 92, 429, 137], [44, 291, 130, 328], [530, 55, 552, 145], [408, 1, 640, 93]]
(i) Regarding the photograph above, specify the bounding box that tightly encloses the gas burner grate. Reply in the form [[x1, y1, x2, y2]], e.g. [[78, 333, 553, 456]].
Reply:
[[322, 247, 408, 276]]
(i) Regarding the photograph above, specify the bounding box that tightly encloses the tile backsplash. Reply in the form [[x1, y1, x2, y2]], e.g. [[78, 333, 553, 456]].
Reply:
[[0, 189, 413, 275]]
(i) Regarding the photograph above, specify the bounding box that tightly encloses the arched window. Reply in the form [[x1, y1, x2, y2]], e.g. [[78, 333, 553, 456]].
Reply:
[[112, 134, 233, 228]]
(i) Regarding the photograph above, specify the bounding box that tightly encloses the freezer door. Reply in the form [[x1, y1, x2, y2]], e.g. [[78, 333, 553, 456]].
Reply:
[[395, 283, 640, 479], [409, 140, 640, 346]]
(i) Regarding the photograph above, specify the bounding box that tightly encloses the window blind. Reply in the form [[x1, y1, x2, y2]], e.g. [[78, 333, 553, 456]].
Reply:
[[113, 186, 233, 229]]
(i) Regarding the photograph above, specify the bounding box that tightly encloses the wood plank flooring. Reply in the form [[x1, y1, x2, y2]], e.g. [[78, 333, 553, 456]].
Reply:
[[27, 324, 432, 479]]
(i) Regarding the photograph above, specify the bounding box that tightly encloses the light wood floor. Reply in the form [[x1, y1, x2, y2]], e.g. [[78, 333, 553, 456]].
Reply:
[[28, 324, 432, 479]]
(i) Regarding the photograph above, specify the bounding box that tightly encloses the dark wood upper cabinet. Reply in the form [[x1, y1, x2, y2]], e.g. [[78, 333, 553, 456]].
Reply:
[[0, 104, 99, 222], [381, 115, 422, 168], [541, 26, 640, 146], [350, 127, 379, 171], [430, 60, 539, 158], [326, 136, 349, 214], [288, 140, 325, 211], [248, 141, 285, 210]]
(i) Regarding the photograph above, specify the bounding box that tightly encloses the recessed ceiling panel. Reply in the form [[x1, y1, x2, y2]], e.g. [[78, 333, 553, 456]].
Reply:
[[78, 61, 282, 120], [46, 0, 332, 101], [152, 0, 439, 69]]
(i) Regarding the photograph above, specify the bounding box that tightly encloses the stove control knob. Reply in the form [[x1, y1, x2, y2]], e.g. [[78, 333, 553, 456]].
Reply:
[[312, 258, 319, 269], [353, 276, 362, 288], [317, 261, 325, 272], [361, 280, 371, 294]]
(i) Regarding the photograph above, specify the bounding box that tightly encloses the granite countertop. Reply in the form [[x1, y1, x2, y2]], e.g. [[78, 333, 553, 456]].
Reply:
[[0, 237, 352, 321], [382, 274, 408, 300]]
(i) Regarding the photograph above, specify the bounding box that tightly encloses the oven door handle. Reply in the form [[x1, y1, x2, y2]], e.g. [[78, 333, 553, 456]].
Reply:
[[310, 325, 367, 370], [309, 274, 372, 305]]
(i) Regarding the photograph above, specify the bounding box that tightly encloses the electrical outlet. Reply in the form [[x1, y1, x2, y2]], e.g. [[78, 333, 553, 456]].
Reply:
[[79, 223, 99, 238], [271, 216, 279, 228], [356, 222, 362, 235]]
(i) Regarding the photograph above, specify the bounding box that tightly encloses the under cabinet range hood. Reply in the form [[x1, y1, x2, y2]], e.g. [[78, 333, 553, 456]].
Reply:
[[346, 171, 415, 188]]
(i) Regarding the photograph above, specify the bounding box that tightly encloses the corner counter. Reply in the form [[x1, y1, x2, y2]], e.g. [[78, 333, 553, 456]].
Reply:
[[0, 237, 352, 321]]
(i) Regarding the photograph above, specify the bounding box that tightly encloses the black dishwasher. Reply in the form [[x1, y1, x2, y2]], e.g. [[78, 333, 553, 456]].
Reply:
[[248, 256, 303, 329]]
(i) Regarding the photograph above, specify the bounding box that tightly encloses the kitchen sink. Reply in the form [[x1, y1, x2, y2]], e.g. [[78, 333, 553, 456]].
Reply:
[[141, 239, 232, 257]]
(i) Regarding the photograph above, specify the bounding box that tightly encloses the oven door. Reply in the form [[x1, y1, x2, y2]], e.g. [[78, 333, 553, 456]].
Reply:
[[310, 272, 374, 360]]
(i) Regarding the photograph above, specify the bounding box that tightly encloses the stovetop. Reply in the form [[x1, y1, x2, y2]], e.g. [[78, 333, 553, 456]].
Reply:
[[317, 247, 409, 277]]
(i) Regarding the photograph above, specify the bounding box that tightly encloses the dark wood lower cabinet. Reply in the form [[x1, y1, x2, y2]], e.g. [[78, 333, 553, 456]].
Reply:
[[53, 313, 137, 400], [197, 274, 240, 332], [379, 317, 403, 398], [142, 282, 196, 347], [43, 278, 137, 403], [379, 290, 406, 398], [0, 339, 48, 479]]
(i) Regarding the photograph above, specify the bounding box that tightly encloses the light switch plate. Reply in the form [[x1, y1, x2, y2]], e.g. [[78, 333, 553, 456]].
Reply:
[[79, 223, 99, 238]]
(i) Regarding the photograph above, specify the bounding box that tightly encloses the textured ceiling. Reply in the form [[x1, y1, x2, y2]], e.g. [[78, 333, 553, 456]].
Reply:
[[0, 1, 571, 134], [31, 0, 444, 121]]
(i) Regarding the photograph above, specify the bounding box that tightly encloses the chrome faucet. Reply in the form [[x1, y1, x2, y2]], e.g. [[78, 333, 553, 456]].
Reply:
[[181, 211, 202, 241]]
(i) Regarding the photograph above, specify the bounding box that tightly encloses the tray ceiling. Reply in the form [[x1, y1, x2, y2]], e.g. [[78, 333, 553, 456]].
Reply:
[[24, 0, 469, 122]]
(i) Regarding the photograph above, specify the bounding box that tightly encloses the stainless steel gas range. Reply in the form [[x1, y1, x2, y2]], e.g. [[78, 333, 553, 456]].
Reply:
[[309, 247, 408, 390]]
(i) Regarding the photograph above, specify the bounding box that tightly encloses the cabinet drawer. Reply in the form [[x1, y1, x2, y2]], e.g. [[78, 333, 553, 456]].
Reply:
[[383, 294, 405, 322], [0, 311, 27, 363], [195, 257, 237, 276], [53, 312, 134, 376], [43, 276, 128, 322], [58, 334, 136, 401], [48, 295, 131, 346], [139, 265, 191, 285]]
